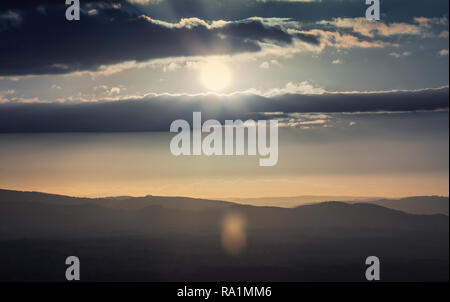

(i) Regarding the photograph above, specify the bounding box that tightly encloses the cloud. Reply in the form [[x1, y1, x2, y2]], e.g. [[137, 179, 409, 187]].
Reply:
[[109, 87, 121, 95], [1, 2, 414, 77], [389, 51, 412, 58], [0, 9, 22, 30], [277, 113, 330, 129], [2, 0, 448, 24], [0, 87, 447, 132], [256, 0, 319, 2], [0, 89, 15, 103], [93, 85, 125, 96], [413, 17, 448, 28], [320, 18, 422, 37], [438, 49, 449, 56], [98, 0, 450, 26], [292, 29, 396, 50], [319, 17, 449, 38], [259, 61, 270, 69], [259, 59, 281, 69], [127, 0, 162, 4], [264, 81, 325, 96], [0, 3, 312, 76]]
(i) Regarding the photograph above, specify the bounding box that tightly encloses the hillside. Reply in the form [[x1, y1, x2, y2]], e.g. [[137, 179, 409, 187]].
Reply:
[[0, 189, 448, 282]]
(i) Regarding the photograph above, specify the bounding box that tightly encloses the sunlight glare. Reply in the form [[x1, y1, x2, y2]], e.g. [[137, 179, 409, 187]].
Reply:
[[200, 61, 232, 91]]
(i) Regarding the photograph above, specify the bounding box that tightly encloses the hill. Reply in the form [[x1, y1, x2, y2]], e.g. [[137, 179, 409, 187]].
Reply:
[[0, 189, 448, 282], [227, 195, 449, 215], [368, 196, 449, 215]]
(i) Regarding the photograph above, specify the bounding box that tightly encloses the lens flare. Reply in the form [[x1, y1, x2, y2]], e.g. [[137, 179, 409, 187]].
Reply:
[[221, 213, 247, 255]]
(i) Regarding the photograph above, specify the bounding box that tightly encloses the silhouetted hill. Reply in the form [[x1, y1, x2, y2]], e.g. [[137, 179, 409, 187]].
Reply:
[[0, 189, 234, 211], [94, 195, 234, 211], [227, 194, 449, 215], [0, 189, 448, 281], [367, 196, 449, 215], [228, 195, 379, 207], [2, 189, 447, 215], [0, 189, 91, 206]]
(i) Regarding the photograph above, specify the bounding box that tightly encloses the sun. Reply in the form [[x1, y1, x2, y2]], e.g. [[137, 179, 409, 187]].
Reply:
[[200, 61, 232, 91]]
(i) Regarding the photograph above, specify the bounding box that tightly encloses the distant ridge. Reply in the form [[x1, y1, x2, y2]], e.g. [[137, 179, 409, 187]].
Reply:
[[0, 188, 234, 211], [0, 189, 448, 239], [0, 189, 448, 215], [369, 196, 449, 215], [227, 195, 380, 208], [0, 188, 448, 282], [225, 195, 449, 215]]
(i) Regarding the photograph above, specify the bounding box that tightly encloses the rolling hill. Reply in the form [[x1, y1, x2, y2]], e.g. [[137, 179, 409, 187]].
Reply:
[[0, 189, 448, 282]]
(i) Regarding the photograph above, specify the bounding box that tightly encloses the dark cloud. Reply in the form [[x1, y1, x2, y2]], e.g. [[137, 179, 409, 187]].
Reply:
[[0, 87, 447, 133], [293, 32, 320, 46], [123, 0, 449, 23], [0, 1, 313, 76], [0, 0, 121, 10], [1, 0, 445, 76]]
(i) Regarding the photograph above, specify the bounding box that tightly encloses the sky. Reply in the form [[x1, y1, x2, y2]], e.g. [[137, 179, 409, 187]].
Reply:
[[0, 0, 448, 199]]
